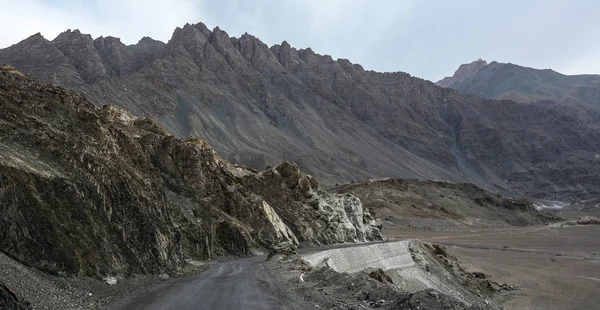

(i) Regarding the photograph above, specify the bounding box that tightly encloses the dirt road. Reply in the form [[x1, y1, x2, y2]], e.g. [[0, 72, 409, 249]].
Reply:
[[107, 224, 600, 310], [105, 241, 399, 310], [107, 257, 304, 310]]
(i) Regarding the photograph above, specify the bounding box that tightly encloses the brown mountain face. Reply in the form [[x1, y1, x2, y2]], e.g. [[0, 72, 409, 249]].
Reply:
[[1, 24, 600, 201], [0, 66, 382, 277]]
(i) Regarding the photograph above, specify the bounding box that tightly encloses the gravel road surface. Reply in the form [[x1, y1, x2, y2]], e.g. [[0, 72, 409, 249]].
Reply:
[[107, 256, 303, 310]]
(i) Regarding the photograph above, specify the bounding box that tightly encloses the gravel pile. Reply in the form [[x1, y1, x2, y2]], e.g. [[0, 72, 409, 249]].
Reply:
[[0, 253, 204, 310]]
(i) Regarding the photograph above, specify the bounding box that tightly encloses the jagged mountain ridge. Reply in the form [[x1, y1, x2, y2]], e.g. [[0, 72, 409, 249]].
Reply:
[[1, 23, 600, 201], [0, 66, 382, 278], [0, 26, 465, 185]]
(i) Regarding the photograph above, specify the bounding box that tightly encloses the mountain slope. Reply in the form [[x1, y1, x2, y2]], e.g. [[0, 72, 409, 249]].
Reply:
[[2, 24, 600, 201], [437, 59, 600, 112], [0, 28, 459, 186], [334, 178, 554, 229], [0, 66, 382, 278]]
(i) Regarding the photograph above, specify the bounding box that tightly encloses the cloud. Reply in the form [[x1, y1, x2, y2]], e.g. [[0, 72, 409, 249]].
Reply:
[[1, 0, 599, 81]]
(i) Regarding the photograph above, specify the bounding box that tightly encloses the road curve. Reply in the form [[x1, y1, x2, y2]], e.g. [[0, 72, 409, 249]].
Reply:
[[108, 256, 300, 310], [106, 242, 394, 310]]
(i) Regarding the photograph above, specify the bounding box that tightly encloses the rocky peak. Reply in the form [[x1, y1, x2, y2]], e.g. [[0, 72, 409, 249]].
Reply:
[[0, 32, 85, 86], [208, 26, 239, 66], [3, 33, 54, 59], [280, 40, 292, 50], [270, 40, 301, 69], [170, 22, 212, 45], [2, 32, 51, 53], [94, 36, 134, 75], [298, 47, 318, 64], [128, 37, 166, 68], [236, 33, 282, 72], [137, 36, 164, 46], [133, 36, 166, 54], [57, 29, 85, 37], [94, 35, 124, 48], [52, 29, 95, 49], [52, 29, 108, 83], [437, 58, 488, 88], [167, 22, 214, 65], [18, 32, 47, 45]]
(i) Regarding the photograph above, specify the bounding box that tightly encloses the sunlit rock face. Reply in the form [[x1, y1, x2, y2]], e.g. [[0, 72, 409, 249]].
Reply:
[[238, 161, 383, 245]]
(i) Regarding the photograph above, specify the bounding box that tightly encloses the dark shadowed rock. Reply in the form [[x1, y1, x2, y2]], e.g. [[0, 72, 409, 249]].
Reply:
[[0, 282, 30, 310], [368, 268, 394, 284]]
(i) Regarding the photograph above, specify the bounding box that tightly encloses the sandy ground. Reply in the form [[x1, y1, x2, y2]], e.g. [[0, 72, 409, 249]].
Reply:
[[385, 224, 600, 310]]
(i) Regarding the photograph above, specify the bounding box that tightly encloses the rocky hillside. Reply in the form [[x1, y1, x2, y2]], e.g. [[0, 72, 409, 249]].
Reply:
[[2, 25, 600, 201], [0, 66, 381, 279], [334, 178, 555, 228]]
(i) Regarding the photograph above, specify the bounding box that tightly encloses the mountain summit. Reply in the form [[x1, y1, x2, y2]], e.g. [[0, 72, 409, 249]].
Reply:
[[1, 25, 600, 201], [436, 59, 600, 112], [437, 58, 488, 88]]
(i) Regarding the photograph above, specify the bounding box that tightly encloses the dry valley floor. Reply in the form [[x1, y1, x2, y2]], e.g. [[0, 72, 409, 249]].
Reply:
[[389, 222, 600, 309]]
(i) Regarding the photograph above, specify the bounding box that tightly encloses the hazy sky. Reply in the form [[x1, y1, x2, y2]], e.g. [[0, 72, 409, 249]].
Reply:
[[1, 0, 599, 81]]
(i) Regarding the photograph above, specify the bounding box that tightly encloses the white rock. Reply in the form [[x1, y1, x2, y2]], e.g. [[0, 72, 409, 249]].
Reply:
[[185, 259, 204, 267], [261, 201, 299, 244], [104, 276, 117, 285]]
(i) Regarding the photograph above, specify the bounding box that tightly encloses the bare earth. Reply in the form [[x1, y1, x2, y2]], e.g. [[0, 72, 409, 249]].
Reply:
[[386, 224, 600, 309]]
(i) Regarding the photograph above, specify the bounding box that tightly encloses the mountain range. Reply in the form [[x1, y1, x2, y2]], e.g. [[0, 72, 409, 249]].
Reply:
[[1, 23, 599, 201]]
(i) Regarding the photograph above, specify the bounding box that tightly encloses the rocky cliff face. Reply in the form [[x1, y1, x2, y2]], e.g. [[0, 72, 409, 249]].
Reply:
[[0, 66, 381, 278], [1, 25, 600, 201], [240, 162, 382, 244]]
